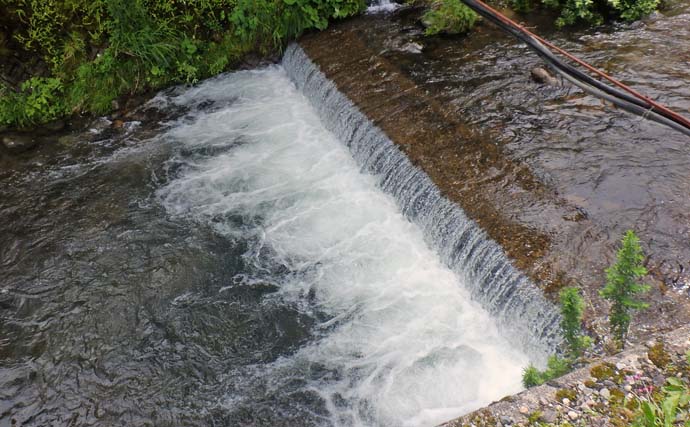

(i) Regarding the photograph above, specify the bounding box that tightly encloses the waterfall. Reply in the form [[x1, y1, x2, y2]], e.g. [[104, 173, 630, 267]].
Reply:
[[283, 44, 562, 362]]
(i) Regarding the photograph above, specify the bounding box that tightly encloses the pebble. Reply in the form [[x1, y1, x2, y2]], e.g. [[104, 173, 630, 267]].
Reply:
[[541, 409, 557, 423], [519, 406, 529, 415], [500, 415, 513, 426], [600, 388, 611, 400], [624, 385, 632, 392], [568, 410, 579, 420], [562, 398, 570, 406], [616, 362, 626, 370]]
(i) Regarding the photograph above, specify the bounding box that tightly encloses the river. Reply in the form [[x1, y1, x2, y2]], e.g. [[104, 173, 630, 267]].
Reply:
[[0, 66, 527, 426]]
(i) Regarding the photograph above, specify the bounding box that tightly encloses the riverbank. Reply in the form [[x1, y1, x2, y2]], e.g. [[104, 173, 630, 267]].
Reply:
[[443, 325, 690, 426]]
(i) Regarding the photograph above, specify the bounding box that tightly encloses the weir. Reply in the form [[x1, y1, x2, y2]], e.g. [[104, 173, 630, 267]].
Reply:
[[283, 44, 562, 362]]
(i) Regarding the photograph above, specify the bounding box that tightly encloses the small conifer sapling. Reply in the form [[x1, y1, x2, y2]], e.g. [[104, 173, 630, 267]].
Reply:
[[599, 230, 650, 348], [559, 286, 591, 358]]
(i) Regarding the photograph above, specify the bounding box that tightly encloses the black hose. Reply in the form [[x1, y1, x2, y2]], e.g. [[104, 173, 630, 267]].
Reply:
[[461, 0, 690, 137]]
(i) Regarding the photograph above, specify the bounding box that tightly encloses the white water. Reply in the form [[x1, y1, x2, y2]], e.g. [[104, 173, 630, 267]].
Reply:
[[367, 0, 400, 13], [157, 67, 527, 426]]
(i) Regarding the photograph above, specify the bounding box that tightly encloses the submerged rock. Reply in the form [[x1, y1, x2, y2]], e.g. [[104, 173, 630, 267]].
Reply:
[[2, 134, 38, 153], [530, 67, 560, 86]]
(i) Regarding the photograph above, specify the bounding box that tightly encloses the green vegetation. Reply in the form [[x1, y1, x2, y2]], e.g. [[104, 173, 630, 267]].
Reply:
[[632, 377, 690, 427], [510, 0, 659, 27], [600, 230, 650, 349], [522, 286, 591, 388], [0, 0, 365, 127], [559, 286, 591, 359], [522, 355, 571, 388], [421, 0, 479, 35]]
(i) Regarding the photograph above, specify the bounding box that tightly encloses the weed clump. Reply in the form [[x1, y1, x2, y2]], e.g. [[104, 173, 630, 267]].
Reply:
[[647, 341, 671, 369], [590, 363, 615, 381]]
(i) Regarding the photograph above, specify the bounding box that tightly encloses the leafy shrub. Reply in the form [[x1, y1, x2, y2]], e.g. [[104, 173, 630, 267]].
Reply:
[[600, 230, 650, 349], [607, 0, 659, 21], [1, 0, 366, 127], [422, 0, 479, 35], [510, 0, 659, 27], [0, 78, 66, 127]]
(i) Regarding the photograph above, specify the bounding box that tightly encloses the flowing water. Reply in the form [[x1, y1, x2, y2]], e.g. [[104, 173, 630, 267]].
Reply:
[[0, 66, 529, 426], [5, 3, 687, 426], [367, 1, 400, 13]]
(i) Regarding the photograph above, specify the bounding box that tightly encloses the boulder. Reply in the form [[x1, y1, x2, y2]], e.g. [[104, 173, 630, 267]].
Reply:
[[530, 67, 560, 86]]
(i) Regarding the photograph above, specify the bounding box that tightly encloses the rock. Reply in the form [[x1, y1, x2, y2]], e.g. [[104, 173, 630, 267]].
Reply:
[[2, 134, 38, 153], [642, 11, 664, 24], [519, 406, 529, 415], [58, 134, 80, 146], [500, 415, 513, 425], [89, 117, 112, 132], [562, 398, 571, 406], [111, 99, 120, 111], [600, 388, 611, 400], [603, 380, 616, 388], [530, 67, 559, 86], [540, 409, 557, 423], [652, 374, 666, 386], [615, 362, 626, 370], [624, 384, 632, 392], [112, 119, 125, 129], [568, 410, 579, 420]]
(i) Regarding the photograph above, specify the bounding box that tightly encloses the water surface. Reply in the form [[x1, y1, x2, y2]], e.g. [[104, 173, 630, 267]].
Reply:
[[0, 66, 527, 427]]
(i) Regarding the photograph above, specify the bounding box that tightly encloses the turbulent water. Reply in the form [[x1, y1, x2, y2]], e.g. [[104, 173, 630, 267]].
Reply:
[[155, 67, 528, 426], [0, 65, 529, 426], [367, 0, 400, 13], [283, 45, 561, 359]]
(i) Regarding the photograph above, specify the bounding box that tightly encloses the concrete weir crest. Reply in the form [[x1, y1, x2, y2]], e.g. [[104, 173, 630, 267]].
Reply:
[[283, 43, 562, 363]]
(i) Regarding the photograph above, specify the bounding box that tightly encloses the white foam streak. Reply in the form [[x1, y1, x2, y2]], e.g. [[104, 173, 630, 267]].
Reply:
[[157, 67, 527, 426], [367, 0, 401, 13]]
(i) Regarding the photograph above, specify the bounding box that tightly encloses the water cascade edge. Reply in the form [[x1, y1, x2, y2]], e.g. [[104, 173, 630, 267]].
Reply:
[[283, 43, 562, 363]]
